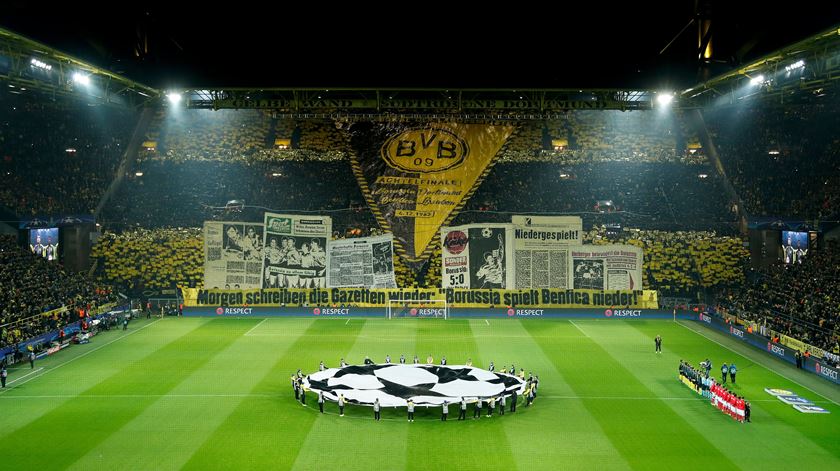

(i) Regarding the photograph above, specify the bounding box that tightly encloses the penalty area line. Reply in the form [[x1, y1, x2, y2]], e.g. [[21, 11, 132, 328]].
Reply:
[[243, 318, 269, 336]]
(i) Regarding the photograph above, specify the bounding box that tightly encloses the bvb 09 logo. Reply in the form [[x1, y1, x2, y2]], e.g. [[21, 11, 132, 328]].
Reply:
[[381, 128, 469, 173]]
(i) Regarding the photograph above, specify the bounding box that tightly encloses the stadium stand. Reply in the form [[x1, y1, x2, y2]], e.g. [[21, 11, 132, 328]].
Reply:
[[89, 228, 203, 291], [0, 100, 827, 358], [0, 94, 138, 216], [719, 247, 840, 355], [705, 101, 840, 219], [0, 235, 115, 348]]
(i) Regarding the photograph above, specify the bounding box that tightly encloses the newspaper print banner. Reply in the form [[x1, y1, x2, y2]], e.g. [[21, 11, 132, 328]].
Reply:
[[511, 215, 582, 289], [441, 224, 515, 289], [327, 234, 397, 288], [262, 213, 331, 289], [204, 221, 265, 289], [570, 245, 643, 290]]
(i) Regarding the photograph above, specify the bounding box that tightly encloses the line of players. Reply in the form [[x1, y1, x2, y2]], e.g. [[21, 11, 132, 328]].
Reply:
[[679, 360, 750, 423], [290, 356, 540, 420]]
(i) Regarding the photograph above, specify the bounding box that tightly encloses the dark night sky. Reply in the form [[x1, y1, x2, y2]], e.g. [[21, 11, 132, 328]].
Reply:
[[3, 2, 840, 90]]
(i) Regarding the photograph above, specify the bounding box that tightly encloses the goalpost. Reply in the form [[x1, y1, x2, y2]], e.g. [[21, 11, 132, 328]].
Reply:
[[386, 299, 448, 319]]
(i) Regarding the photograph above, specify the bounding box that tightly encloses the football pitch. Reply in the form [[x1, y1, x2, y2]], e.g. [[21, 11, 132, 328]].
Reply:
[[1, 317, 839, 470]]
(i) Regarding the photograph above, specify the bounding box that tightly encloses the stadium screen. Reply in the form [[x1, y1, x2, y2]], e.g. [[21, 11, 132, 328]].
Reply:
[[781, 230, 807, 264], [29, 227, 59, 261]]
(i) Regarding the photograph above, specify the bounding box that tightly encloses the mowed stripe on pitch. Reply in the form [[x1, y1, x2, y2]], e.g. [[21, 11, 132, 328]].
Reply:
[[181, 319, 366, 470], [67, 318, 316, 471], [468, 319, 632, 470], [2, 318, 259, 469], [623, 321, 840, 466], [523, 320, 741, 470], [291, 319, 418, 471], [406, 320, 518, 471], [0, 318, 199, 440]]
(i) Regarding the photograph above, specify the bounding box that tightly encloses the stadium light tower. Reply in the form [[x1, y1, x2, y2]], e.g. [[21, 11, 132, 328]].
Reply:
[[655, 92, 674, 107], [72, 72, 90, 86]]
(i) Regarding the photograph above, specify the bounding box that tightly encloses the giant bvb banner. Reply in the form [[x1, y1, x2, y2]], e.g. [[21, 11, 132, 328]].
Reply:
[[348, 122, 514, 272], [204, 221, 265, 289], [262, 213, 331, 288], [181, 287, 658, 310], [327, 234, 397, 288], [570, 245, 643, 290], [440, 224, 515, 289], [511, 215, 582, 289]]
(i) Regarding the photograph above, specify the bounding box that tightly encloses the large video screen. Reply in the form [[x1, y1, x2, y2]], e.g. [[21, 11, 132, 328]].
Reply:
[[781, 231, 808, 264], [29, 228, 59, 261]]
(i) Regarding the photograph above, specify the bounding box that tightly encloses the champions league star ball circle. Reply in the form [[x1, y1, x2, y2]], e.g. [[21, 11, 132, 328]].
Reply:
[[302, 364, 526, 408], [481, 227, 493, 238]]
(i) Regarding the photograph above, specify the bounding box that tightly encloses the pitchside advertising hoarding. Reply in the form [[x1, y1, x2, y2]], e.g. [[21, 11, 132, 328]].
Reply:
[[699, 313, 840, 386], [184, 305, 684, 320]]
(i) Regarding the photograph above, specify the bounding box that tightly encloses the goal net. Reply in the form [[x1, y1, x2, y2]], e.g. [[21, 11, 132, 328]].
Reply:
[[386, 299, 448, 319]]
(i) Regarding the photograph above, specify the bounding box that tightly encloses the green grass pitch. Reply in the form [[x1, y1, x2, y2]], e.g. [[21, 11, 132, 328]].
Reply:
[[1, 317, 839, 470]]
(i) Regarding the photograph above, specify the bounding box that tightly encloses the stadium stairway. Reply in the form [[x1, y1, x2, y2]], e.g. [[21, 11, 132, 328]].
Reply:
[[94, 107, 155, 218], [689, 109, 749, 233]]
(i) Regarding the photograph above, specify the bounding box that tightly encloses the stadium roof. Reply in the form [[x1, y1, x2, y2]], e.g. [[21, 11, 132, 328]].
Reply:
[[3, 3, 839, 91]]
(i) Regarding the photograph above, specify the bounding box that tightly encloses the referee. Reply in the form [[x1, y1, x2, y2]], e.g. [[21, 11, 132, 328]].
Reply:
[[655, 335, 662, 353]]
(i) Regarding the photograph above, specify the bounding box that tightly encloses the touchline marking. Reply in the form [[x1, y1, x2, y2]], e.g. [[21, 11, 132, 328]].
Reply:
[[6, 367, 43, 384], [243, 318, 269, 336], [0, 319, 162, 394], [242, 333, 583, 339], [0, 393, 277, 399], [677, 321, 840, 407], [0, 393, 805, 404], [540, 395, 789, 403], [568, 320, 590, 337]]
